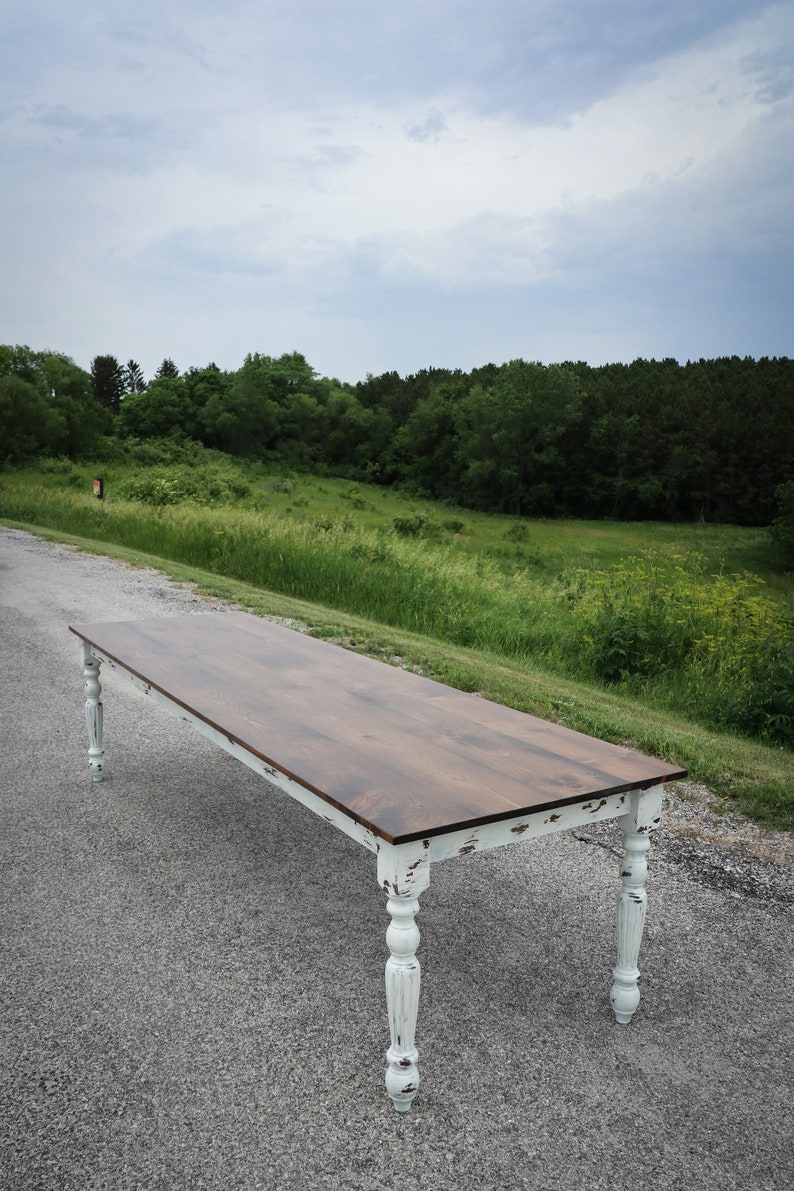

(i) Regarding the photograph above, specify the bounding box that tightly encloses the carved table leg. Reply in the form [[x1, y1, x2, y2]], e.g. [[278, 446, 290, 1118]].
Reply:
[[81, 644, 104, 782], [384, 891, 422, 1111], [377, 844, 430, 1112], [610, 787, 662, 1024]]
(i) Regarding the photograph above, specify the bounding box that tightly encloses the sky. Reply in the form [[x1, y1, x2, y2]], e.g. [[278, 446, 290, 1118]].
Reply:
[[1, 0, 792, 385]]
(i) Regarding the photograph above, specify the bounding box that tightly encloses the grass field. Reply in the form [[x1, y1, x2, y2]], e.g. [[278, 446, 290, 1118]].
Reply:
[[2, 451, 792, 831]]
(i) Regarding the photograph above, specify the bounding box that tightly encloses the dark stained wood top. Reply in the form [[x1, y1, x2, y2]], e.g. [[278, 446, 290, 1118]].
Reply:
[[70, 612, 686, 844]]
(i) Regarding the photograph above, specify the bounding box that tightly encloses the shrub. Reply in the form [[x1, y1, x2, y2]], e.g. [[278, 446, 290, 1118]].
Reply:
[[505, 521, 529, 543], [117, 471, 185, 506], [392, 514, 442, 539], [569, 554, 697, 682], [120, 436, 207, 467], [567, 552, 794, 745], [118, 464, 250, 507]]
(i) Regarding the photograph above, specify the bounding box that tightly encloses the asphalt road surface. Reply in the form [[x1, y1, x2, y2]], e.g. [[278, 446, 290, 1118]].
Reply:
[[1, 526, 792, 1191]]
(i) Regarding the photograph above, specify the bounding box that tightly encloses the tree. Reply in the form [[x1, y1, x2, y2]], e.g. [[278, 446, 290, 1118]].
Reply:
[[200, 352, 325, 459], [0, 374, 57, 460], [117, 376, 197, 440], [389, 379, 467, 498], [320, 385, 388, 474], [41, 351, 110, 455], [455, 361, 583, 515], [124, 359, 146, 393], [155, 357, 179, 379], [1, 345, 108, 459], [91, 355, 124, 415]]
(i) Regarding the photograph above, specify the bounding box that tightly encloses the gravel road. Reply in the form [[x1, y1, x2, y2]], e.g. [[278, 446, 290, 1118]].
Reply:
[[1, 525, 792, 1191]]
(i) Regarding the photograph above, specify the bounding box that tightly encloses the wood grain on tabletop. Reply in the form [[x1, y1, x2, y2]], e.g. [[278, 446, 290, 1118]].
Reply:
[[70, 612, 686, 843]]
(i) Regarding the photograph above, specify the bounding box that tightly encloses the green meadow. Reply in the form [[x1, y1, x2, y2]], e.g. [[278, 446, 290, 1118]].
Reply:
[[2, 450, 792, 831]]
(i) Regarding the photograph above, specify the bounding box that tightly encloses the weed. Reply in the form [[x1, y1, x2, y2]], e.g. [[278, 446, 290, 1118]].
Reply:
[[505, 521, 529, 543], [2, 460, 792, 757], [568, 553, 794, 746]]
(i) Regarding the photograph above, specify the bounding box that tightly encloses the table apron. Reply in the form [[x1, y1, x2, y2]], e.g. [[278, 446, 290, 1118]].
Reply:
[[423, 785, 661, 862]]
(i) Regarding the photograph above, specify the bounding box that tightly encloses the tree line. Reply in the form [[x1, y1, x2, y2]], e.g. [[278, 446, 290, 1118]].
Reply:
[[2, 343, 793, 528]]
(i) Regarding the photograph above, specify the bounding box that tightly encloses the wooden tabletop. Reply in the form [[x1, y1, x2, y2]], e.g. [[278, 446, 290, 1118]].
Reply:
[[70, 612, 686, 844]]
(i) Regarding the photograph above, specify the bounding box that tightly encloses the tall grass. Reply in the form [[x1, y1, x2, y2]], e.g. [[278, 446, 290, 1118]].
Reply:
[[2, 463, 792, 749], [0, 482, 555, 654], [561, 554, 794, 745]]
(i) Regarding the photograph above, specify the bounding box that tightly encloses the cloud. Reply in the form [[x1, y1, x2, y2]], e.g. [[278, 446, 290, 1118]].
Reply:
[[247, 7, 788, 299], [146, 224, 281, 278], [404, 111, 449, 143], [288, 142, 368, 188], [742, 42, 794, 104], [0, 0, 791, 381]]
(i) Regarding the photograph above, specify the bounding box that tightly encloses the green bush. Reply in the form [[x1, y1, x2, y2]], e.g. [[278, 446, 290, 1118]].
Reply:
[[118, 463, 250, 507], [726, 638, 794, 742], [392, 513, 442, 539], [119, 470, 191, 506], [568, 553, 794, 745], [119, 437, 208, 467], [505, 521, 529, 542]]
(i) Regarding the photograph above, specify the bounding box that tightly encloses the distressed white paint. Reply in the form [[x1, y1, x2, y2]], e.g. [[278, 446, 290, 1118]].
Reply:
[[75, 634, 668, 1111], [383, 892, 423, 1111], [81, 644, 104, 781], [610, 786, 663, 1024], [421, 789, 633, 863], [375, 844, 431, 1108]]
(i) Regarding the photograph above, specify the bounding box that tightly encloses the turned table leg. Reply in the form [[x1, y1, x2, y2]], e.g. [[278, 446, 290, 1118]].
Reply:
[[378, 845, 430, 1112], [610, 786, 662, 1024], [384, 890, 423, 1111], [81, 643, 105, 782]]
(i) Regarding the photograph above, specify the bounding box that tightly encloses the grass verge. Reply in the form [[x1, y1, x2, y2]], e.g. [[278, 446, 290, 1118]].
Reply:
[[4, 516, 792, 834]]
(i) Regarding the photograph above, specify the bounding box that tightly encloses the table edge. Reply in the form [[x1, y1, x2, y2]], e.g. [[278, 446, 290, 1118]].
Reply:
[[69, 622, 687, 845]]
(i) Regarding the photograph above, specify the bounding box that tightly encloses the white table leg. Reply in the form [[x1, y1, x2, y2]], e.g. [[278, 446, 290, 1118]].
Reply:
[[384, 891, 422, 1111], [81, 643, 105, 781], [378, 844, 430, 1112], [610, 786, 662, 1024]]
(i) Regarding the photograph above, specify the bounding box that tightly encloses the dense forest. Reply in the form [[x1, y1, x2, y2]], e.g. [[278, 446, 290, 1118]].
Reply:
[[2, 344, 793, 529]]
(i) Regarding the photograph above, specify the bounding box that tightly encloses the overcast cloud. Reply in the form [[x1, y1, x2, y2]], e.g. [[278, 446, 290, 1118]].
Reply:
[[1, 0, 792, 383]]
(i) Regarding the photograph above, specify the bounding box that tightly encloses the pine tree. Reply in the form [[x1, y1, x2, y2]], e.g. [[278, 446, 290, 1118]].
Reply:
[[90, 355, 124, 415], [124, 359, 146, 393], [155, 357, 179, 379]]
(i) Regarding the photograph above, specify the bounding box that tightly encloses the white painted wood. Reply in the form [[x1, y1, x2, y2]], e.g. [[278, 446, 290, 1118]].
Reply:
[[81, 644, 104, 782], [422, 789, 633, 863], [383, 891, 423, 1111], [376, 842, 431, 896], [610, 786, 663, 1024], [375, 845, 431, 1110]]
